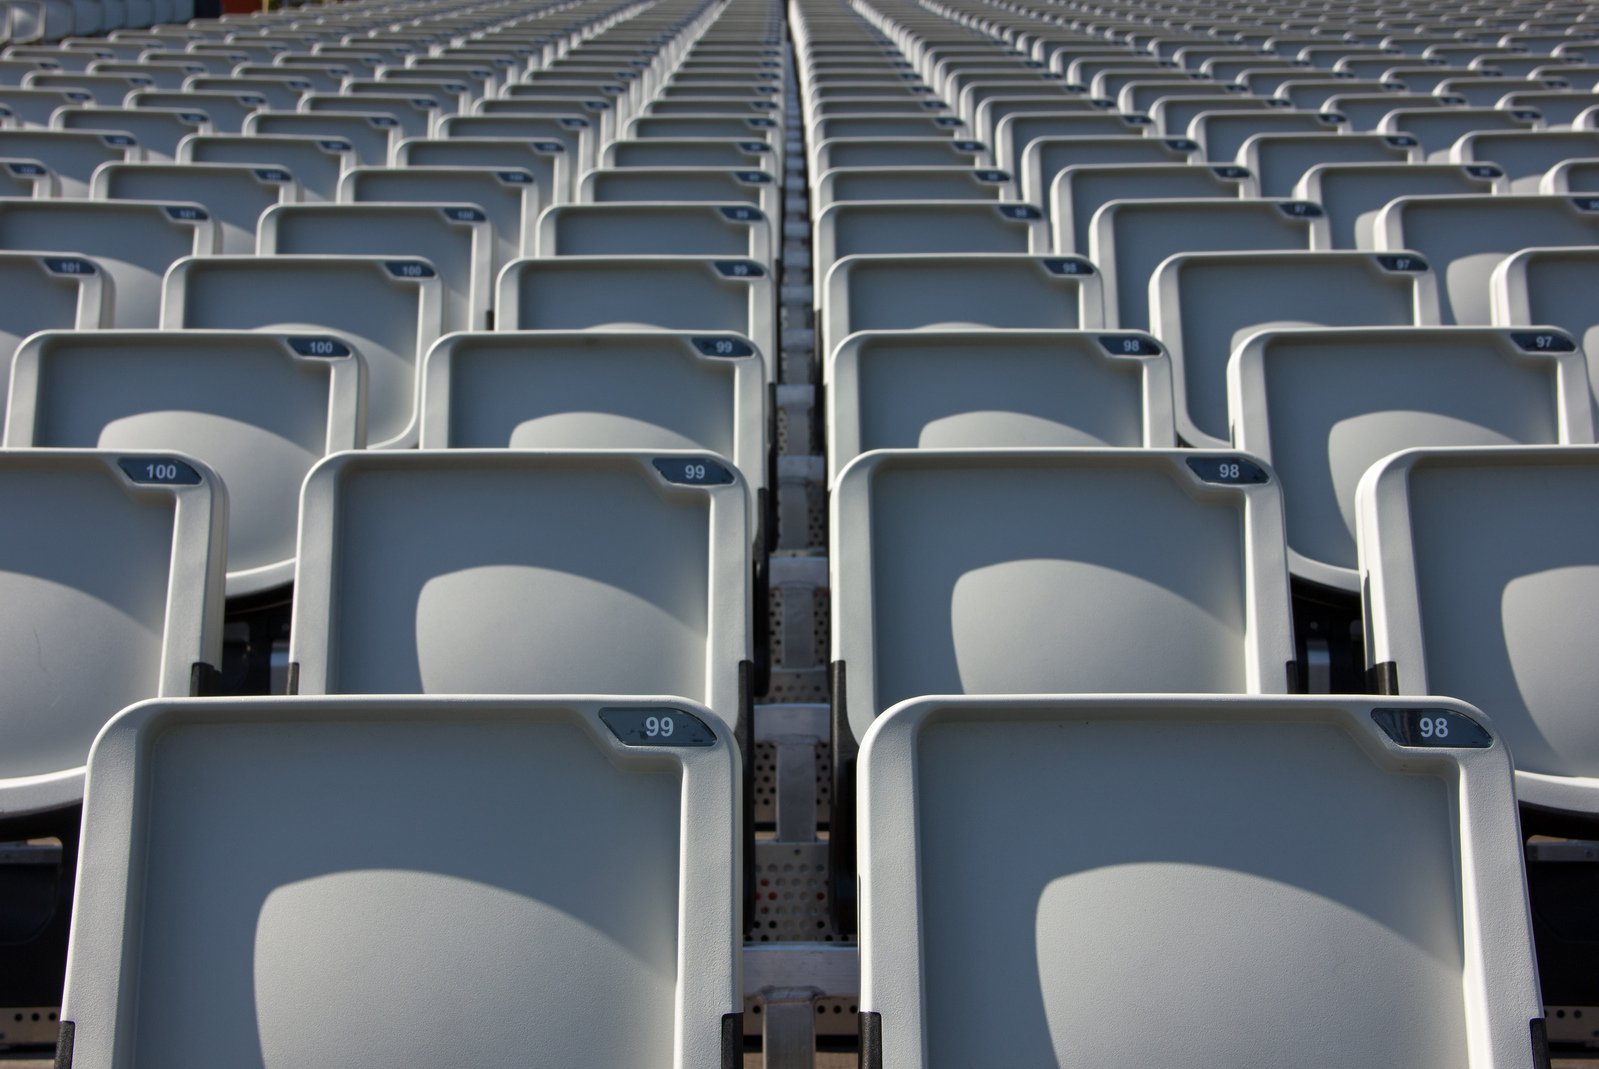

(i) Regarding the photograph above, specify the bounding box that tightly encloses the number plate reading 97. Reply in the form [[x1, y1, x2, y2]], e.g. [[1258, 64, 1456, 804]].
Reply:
[[600, 707, 717, 747]]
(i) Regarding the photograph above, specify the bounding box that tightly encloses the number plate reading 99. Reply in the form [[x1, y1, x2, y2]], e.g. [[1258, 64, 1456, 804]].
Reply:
[[600, 708, 716, 747]]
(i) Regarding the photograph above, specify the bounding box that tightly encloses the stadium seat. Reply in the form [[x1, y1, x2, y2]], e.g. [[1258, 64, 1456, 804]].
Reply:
[[1051, 163, 1252, 255], [1375, 194, 1599, 324], [0, 251, 105, 409], [1321, 90, 1463, 131], [162, 254, 442, 449], [496, 256, 777, 382], [1296, 161, 1504, 249], [535, 202, 772, 264], [1091, 198, 1327, 331], [1152, 250, 1439, 448], [5, 329, 365, 596], [1229, 325, 1594, 591], [440, 113, 592, 172], [178, 132, 356, 203], [92, 162, 298, 254], [0, 127, 137, 197], [1017, 133, 1197, 206], [395, 136, 569, 207], [259, 202, 492, 334], [340, 165, 537, 277], [1496, 89, 1599, 127], [1492, 245, 1599, 422], [602, 136, 773, 172], [288, 450, 749, 733], [244, 110, 400, 167], [826, 328, 1177, 483], [60, 694, 741, 1069], [1149, 94, 1290, 138], [1239, 131, 1420, 196], [0, 85, 96, 127], [1541, 156, 1599, 193], [0, 447, 224, 822], [302, 91, 437, 141], [812, 165, 1007, 206], [1378, 105, 1542, 160], [992, 110, 1153, 182], [0, 155, 55, 196], [580, 165, 780, 217], [1451, 129, 1599, 192], [22, 68, 150, 105], [128, 89, 265, 136], [809, 135, 984, 175], [821, 253, 1104, 382], [1359, 445, 1599, 821], [856, 693, 1540, 1069], [814, 199, 1046, 292], [50, 106, 209, 161], [0, 198, 214, 327], [419, 329, 766, 511], [1187, 108, 1348, 162]]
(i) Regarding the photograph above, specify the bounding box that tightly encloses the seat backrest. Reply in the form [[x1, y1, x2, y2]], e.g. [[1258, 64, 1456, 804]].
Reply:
[[1240, 131, 1420, 197], [1491, 245, 1599, 424], [1497, 89, 1599, 126], [395, 136, 569, 206], [244, 110, 399, 167], [1019, 133, 1196, 206], [496, 255, 776, 382], [51, 106, 209, 161], [1359, 445, 1599, 818], [1320, 90, 1462, 130], [61, 694, 739, 1069], [1152, 249, 1439, 448], [535, 202, 771, 263], [0, 251, 105, 411], [822, 253, 1104, 379], [1229, 325, 1594, 590], [289, 450, 748, 731], [340, 164, 537, 275], [177, 132, 356, 203], [1376, 194, 1599, 324], [814, 199, 1046, 292], [813, 166, 1007, 207], [1452, 129, 1599, 192], [1378, 105, 1541, 160], [827, 328, 1176, 484], [993, 109, 1151, 184], [0, 86, 96, 128], [302, 90, 437, 140], [832, 448, 1296, 745], [92, 162, 298, 254], [1149, 94, 1289, 137], [1188, 107, 1347, 162], [602, 136, 773, 172], [1052, 163, 1252, 255], [1542, 156, 1599, 194], [580, 165, 779, 217], [810, 135, 983, 174], [161, 254, 442, 449], [857, 693, 1538, 1069], [0, 156, 57, 197], [6, 328, 364, 596], [0, 127, 138, 196], [1091, 198, 1325, 330], [259, 202, 491, 334], [0, 198, 215, 327], [128, 89, 265, 135], [0, 448, 224, 816], [419, 329, 765, 500], [1296, 161, 1503, 249]]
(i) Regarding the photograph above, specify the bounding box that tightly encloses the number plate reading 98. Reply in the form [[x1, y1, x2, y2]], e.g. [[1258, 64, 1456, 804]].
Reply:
[[600, 708, 717, 747], [1370, 708, 1492, 748]]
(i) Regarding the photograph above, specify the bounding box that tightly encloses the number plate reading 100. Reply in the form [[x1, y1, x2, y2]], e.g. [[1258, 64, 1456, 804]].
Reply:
[[1370, 709, 1492, 749], [600, 708, 716, 747], [118, 457, 202, 486]]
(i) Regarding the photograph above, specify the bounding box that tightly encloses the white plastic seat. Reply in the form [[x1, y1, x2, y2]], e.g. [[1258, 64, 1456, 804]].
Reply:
[[1359, 445, 1599, 820], [496, 255, 777, 383], [857, 692, 1540, 1069], [92, 162, 297, 254], [395, 136, 570, 208], [301, 91, 436, 140], [289, 450, 749, 736], [1187, 107, 1347, 161], [1497, 90, 1599, 127], [184, 73, 309, 112], [0, 198, 213, 327], [21, 68, 149, 105], [1051, 163, 1252, 255], [60, 694, 740, 1069], [419, 329, 766, 508], [992, 110, 1152, 182], [260, 202, 491, 334], [178, 132, 356, 203], [1092, 198, 1327, 331], [814, 199, 1046, 293], [602, 136, 774, 172], [128, 89, 265, 135], [1492, 245, 1599, 422], [1238, 131, 1420, 197], [1296, 162, 1504, 249], [1229, 325, 1594, 591], [1452, 129, 1599, 192], [1149, 94, 1290, 138], [1376, 194, 1599, 324], [244, 110, 399, 167], [535, 201, 772, 264], [812, 165, 1008, 207], [0, 127, 136, 196], [580, 165, 779, 216], [1541, 156, 1599, 193], [0, 250, 104, 409], [1152, 250, 1440, 449], [440, 112, 593, 175], [826, 328, 1177, 484], [832, 446, 1297, 751], [5, 329, 364, 596], [822, 253, 1104, 383], [0, 155, 55, 196], [1323, 90, 1463, 130], [0, 448, 224, 818], [0, 84, 95, 126], [340, 165, 537, 278], [162, 254, 442, 449], [1378, 105, 1542, 160], [810, 135, 984, 175], [1018, 133, 1197, 207], [50, 105, 209, 161]]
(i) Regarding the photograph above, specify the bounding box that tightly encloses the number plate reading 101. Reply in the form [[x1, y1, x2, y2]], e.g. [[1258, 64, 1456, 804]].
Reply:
[[600, 708, 716, 747], [1370, 709, 1492, 749]]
